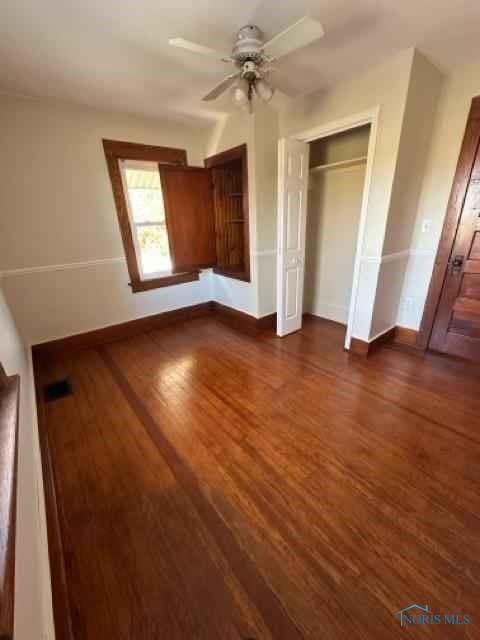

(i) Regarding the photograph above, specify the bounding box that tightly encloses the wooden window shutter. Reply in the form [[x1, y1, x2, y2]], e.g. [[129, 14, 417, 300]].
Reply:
[[159, 166, 217, 272]]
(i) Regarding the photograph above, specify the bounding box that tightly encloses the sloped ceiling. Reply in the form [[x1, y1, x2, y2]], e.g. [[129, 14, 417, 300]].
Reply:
[[1, 0, 480, 125]]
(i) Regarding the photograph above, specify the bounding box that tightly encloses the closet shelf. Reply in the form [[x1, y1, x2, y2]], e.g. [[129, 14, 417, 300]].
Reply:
[[310, 156, 367, 173], [228, 219, 244, 223], [227, 192, 243, 197]]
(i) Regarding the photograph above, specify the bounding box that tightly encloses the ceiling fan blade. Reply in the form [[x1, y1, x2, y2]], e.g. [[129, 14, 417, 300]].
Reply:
[[202, 72, 241, 101], [169, 38, 231, 62], [262, 16, 324, 60]]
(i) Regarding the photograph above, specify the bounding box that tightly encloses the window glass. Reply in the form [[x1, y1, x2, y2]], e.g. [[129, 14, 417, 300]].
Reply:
[[124, 166, 172, 276]]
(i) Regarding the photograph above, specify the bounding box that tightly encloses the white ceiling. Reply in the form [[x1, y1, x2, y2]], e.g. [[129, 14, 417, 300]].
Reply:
[[1, 0, 480, 126]]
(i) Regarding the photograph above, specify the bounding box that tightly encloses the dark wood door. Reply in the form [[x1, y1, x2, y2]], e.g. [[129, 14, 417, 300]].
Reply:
[[430, 103, 480, 360], [159, 166, 217, 273]]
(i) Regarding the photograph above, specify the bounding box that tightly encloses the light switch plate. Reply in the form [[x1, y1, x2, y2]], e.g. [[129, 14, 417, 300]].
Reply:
[[421, 219, 431, 233]]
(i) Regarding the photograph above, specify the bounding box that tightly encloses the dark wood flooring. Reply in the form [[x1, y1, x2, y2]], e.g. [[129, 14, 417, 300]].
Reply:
[[35, 316, 480, 639]]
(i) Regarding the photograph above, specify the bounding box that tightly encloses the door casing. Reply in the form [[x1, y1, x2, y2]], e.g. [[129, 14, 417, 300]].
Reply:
[[276, 106, 380, 348]]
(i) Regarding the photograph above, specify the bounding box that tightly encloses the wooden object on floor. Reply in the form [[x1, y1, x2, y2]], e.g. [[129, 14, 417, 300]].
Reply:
[[419, 95, 480, 361], [33, 315, 480, 639], [0, 363, 20, 640], [349, 326, 397, 357], [31, 302, 213, 360]]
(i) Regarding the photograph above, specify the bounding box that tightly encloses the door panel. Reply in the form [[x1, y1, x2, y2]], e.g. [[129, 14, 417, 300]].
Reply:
[[470, 231, 480, 258], [286, 191, 303, 250], [285, 267, 299, 319], [460, 272, 480, 297], [159, 166, 217, 272], [430, 126, 480, 360], [277, 138, 309, 336]]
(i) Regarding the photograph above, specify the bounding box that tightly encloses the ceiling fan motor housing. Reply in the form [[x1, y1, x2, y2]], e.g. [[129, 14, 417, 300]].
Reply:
[[232, 25, 265, 64]]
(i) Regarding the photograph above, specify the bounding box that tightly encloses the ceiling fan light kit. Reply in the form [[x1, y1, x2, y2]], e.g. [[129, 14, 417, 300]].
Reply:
[[255, 78, 274, 102], [169, 16, 324, 111], [230, 77, 250, 106]]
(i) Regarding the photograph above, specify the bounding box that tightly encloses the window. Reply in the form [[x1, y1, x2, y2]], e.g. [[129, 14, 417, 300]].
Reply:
[[104, 139, 250, 293], [121, 161, 172, 278], [103, 139, 202, 292]]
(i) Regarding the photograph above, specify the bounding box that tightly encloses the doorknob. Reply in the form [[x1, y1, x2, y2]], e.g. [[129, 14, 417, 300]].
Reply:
[[451, 255, 464, 274]]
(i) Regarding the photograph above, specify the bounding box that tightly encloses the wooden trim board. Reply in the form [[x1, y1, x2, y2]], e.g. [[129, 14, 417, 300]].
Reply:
[[33, 360, 75, 640], [0, 368, 20, 640], [32, 303, 214, 360], [349, 326, 421, 357], [31, 303, 421, 362], [394, 326, 420, 347], [211, 302, 276, 335], [31, 303, 278, 360], [349, 327, 399, 357]]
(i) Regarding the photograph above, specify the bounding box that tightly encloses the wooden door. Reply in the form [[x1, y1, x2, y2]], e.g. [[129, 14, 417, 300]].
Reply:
[[211, 161, 244, 269], [429, 101, 480, 360], [159, 166, 217, 272], [276, 138, 310, 337], [205, 144, 250, 282]]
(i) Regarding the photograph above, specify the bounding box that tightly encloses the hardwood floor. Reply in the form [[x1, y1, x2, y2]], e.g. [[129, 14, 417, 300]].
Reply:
[[34, 316, 480, 639]]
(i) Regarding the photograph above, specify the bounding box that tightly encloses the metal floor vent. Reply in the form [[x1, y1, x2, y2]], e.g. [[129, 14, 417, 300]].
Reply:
[[43, 378, 73, 402]]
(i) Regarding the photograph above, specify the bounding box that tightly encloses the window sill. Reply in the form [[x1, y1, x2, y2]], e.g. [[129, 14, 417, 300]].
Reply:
[[129, 271, 199, 292]]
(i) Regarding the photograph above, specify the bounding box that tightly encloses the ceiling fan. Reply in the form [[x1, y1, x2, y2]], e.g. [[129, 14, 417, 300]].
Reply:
[[169, 16, 324, 111]]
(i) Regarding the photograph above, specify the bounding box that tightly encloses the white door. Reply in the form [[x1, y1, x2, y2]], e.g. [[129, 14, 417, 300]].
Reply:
[[276, 138, 310, 336]]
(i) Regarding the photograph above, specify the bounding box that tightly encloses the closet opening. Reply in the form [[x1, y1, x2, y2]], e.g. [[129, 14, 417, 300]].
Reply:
[[276, 109, 379, 344], [304, 124, 371, 343]]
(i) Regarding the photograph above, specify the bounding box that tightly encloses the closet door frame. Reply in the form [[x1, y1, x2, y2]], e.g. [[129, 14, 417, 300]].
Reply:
[[277, 106, 379, 349]]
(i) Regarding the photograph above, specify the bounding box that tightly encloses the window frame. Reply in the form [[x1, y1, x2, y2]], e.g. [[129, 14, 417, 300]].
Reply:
[[103, 139, 199, 293]]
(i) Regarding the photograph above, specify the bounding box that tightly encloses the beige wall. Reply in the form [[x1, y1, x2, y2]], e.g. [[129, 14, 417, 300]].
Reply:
[[280, 48, 414, 340], [370, 51, 443, 337], [3, 47, 476, 345], [305, 163, 366, 323], [211, 45, 415, 335], [253, 104, 279, 317], [399, 56, 480, 329], [280, 48, 413, 258], [0, 94, 213, 344], [206, 110, 258, 316], [206, 103, 279, 318], [309, 125, 370, 168], [0, 286, 54, 640], [383, 52, 444, 256]]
